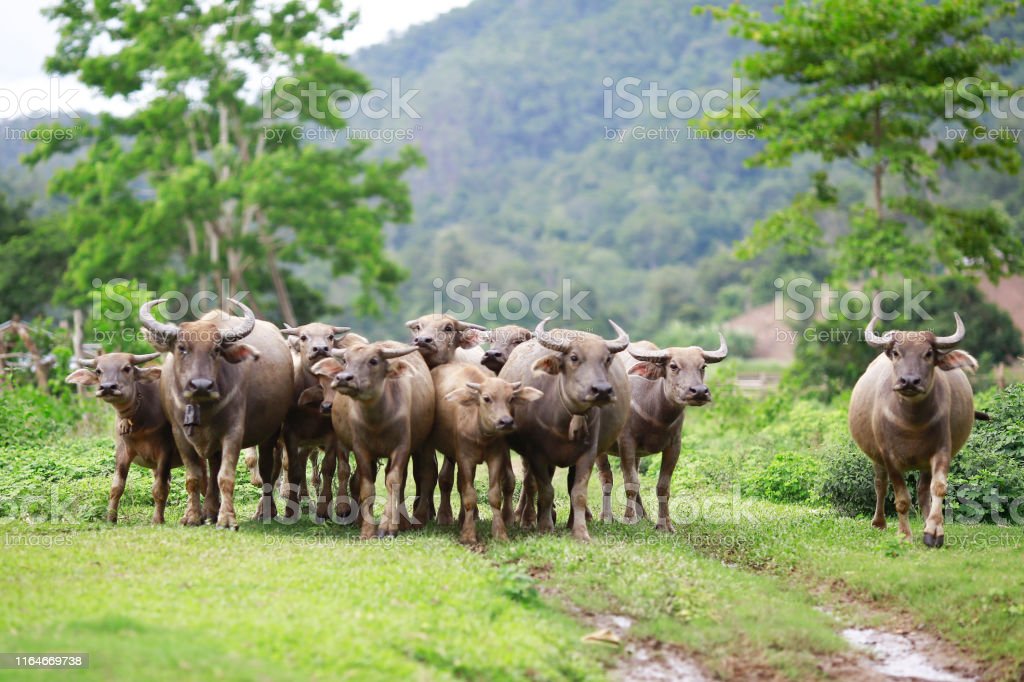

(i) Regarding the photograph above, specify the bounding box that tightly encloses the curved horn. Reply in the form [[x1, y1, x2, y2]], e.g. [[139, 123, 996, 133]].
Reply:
[[404, 319, 419, 329], [221, 298, 256, 343], [330, 348, 348, 359], [130, 352, 161, 365], [534, 317, 571, 354], [332, 326, 351, 337], [139, 299, 179, 343], [605, 320, 630, 354], [280, 324, 299, 336], [78, 357, 97, 369], [380, 344, 420, 360], [933, 312, 965, 349], [702, 333, 729, 363], [457, 320, 488, 332], [465, 382, 482, 393], [627, 344, 669, 364], [864, 315, 894, 349]]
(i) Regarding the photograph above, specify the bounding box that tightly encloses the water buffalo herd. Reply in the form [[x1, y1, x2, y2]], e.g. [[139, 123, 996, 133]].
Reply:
[[67, 300, 980, 547]]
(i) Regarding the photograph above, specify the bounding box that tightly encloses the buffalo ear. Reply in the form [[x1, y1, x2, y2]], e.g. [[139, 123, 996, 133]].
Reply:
[[512, 386, 544, 404], [445, 387, 479, 406], [387, 359, 412, 379], [628, 362, 666, 380], [136, 367, 162, 383], [311, 357, 343, 378], [459, 328, 483, 349], [298, 386, 325, 407], [222, 343, 260, 364], [65, 368, 98, 385], [531, 353, 562, 376], [937, 349, 979, 373], [141, 329, 175, 353]]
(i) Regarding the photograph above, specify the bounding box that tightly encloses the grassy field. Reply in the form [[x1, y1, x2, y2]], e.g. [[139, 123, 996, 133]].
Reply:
[[1, 385, 1022, 681]]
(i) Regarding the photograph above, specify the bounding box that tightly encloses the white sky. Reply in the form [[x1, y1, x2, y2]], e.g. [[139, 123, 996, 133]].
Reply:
[[0, 0, 472, 120]]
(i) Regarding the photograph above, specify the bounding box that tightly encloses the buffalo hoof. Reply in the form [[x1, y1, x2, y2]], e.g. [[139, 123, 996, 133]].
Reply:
[[923, 532, 944, 548], [180, 514, 203, 527], [376, 527, 397, 539], [216, 523, 238, 531], [571, 529, 592, 543], [655, 520, 675, 533]]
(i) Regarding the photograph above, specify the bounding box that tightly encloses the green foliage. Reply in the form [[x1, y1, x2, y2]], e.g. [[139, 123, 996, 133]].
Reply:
[[30, 0, 421, 320], [651, 321, 755, 358], [815, 438, 883, 518], [0, 193, 71, 320], [0, 385, 97, 448], [84, 279, 162, 354], [744, 451, 821, 503], [703, 0, 1024, 282], [948, 383, 1024, 524]]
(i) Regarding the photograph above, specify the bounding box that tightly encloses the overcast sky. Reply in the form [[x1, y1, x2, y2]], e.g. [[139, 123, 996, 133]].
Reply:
[[0, 0, 472, 119]]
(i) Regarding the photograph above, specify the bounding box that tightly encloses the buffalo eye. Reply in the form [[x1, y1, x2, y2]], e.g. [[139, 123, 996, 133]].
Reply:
[[569, 353, 579, 363], [444, 324, 454, 332], [95, 368, 103, 375], [300, 334, 308, 342], [482, 395, 492, 404], [924, 348, 934, 360], [605, 355, 613, 366], [122, 366, 131, 373], [177, 344, 188, 355], [369, 357, 379, 366], [669, 363, 679, 372]]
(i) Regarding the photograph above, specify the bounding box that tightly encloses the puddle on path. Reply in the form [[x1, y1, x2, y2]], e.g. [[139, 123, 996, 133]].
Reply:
[[584, 612, 710, 682], [841, 627, 976, 682]]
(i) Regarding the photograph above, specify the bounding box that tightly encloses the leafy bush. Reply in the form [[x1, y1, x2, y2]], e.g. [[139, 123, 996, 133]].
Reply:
[[815, 438, 883, 517], [947, 384, 1024, 524], [0, 385, 99, 447], [744, 451, 821, 504]]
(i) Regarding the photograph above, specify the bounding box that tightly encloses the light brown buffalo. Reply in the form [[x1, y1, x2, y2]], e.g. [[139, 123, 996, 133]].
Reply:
[[312, 341, 435, 539], [406, 313, 487, 368], [480, 325, 534, 374], [849, 314, 977, 547], [65, 352, 182, 524], [499, 318, 630, 542], [141, 299, 294, 529], [597, 335, 728, 530], [429, 362, 542, 543]]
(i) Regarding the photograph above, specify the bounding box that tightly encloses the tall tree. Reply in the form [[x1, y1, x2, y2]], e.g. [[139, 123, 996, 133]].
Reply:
[[701, 0, 1024, 282], [27, 0, 421, 323]]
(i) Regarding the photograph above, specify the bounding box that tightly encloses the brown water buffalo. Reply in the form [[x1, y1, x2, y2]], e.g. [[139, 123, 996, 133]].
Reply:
[[279, 322, 353, 521], [312, 341, 435, 539], [429, 362, 542, 543], [849, 313, 977, 547], [65, 352, 182, 524], [140, 298, 294, 529], [499, 318, 630, 541], [481, 325, 534, 374], [406, 313, 487, 368], [596, 335, 728, 530]]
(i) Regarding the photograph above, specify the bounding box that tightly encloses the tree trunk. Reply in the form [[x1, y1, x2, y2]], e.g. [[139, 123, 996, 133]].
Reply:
[[264, 240, 297, 327]]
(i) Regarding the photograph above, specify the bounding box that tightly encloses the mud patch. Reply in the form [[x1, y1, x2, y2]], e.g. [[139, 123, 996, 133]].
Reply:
[[841, 627, 976, 682]]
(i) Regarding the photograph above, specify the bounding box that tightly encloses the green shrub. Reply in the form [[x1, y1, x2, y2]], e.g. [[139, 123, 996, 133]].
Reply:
[[744, 451, 821, 504], [0, 385, 96, 447], [947, 384, 1024, 524], [815, 438, 884, 517]]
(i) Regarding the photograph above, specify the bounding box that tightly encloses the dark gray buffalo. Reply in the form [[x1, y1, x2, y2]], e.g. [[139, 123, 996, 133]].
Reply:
[[141, 299, 294, 529], [499, 318, 630, 541], [849, 314, 977, 547], [597, 336, 728, 530], [65, 352, 181, 524]]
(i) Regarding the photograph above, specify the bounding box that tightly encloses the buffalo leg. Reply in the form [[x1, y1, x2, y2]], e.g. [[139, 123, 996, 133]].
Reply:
[[151, 452, 172, 525], [501, 456, 516, 529], [355, 450, 378, 540], [596, 452, 614, 523], [569, 450, 597, 542], [516, 463, 538, 528], [916, 470, 932, 519], [308, 450, 319, 501], [437, 455, 455, 525], [215, 438, 245, 530], [380, 442, 411, 536], [887, 463, 912, 541], [457, 458, 479, 544], [334, 447, 354, 520], [318, 445, 336, 522], [412, 450, 438, 528], [619, 439, 644, 523], [529, 458, 556, 534], [923, 454, 950, 548], [655, 441, 680, 532], [871, 460, 888, 529], [174, 432, 205, 527], [107, 443, 131, 524], [253, 440, 278, 522], [203, 451, 222, 523], [487, 454, 511, 542], [282, 431, 306, 520]]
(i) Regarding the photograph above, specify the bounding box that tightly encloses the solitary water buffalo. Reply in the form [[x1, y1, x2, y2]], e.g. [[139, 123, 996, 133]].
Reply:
[[597, 335, 728, 530], [279, 322, 353, 521], [849, 313, 977, 547], [429, 362, 542, 543], [480, 325, 534, 374], [141, 299, 294, 529], [499, 318, 630, 541], [65, 352, 182, 524], [312, 341, 435, 539]]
